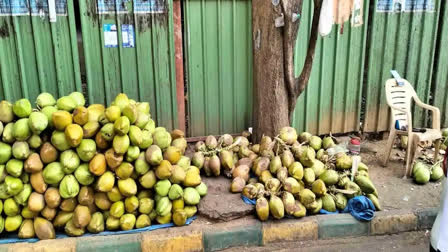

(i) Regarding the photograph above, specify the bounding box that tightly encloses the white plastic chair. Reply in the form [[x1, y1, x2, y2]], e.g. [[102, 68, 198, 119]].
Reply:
[[382, 78, 442, 178]]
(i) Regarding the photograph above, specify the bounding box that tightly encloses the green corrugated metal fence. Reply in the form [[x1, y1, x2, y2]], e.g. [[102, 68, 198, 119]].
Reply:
[[292, 0, 370, 135], [0, 0, 81, 103], [1, 0, 446, 136], [79, 0, 178, 130], [183, 0, 253, 137], [363, 0, 442, 132], [183, 0, 370, 136], [433, 1, 448, 127]]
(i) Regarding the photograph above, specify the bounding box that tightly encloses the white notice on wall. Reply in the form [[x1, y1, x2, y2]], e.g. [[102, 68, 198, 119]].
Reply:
[[104, 24, 118, 48]]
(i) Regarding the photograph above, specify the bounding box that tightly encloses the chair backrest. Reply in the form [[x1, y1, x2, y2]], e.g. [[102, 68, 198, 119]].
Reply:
[[384, 78, 417, 128]]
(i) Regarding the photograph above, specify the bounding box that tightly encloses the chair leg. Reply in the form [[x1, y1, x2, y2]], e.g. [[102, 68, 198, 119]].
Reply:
[[434, 139, 441, 162], [405, 135, 416, 178], [383, 130, 397, 167]]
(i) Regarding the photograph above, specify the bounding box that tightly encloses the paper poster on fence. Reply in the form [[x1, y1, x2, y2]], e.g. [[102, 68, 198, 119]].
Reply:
[[122, 24, 135, 48], [377, 0, 435, 12], [0, 0, 68, 16], [104, 24, 118, 48], [97, 0, 129, 14], [134, 0, 166, 14], [30, 0, 67, 16], [0, 0, 30, 16]]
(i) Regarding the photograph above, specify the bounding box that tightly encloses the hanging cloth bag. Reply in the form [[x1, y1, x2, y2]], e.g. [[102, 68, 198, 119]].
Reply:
[[333, 0, 352, 25], [318, 0, 335, 37], [351, 0, 364, 27]]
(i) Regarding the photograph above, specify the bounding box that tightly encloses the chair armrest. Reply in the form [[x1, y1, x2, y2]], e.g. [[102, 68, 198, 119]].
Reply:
[[414, 98, 441, 130], [388, 104, 413, 130]]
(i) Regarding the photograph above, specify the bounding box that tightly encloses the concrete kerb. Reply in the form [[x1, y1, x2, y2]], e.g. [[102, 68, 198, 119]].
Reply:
[[0, 207, 438, 252]]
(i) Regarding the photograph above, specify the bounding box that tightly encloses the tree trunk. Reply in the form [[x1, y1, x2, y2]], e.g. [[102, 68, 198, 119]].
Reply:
[[252, 0, 290, 142], [252, 0, 322, 143]]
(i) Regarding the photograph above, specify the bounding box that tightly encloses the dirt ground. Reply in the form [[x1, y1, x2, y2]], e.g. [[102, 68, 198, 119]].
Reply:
[[194, 139, 443, 223], [361, 139, 443, 210]]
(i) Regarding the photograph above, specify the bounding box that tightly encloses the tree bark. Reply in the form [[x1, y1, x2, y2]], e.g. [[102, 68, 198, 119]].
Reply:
[[252, 0, 322, 142], [252, 0, 290, 142]]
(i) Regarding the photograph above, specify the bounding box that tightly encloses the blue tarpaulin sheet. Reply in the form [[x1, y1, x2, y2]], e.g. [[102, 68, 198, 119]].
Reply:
[[0, 216, 197, 245]]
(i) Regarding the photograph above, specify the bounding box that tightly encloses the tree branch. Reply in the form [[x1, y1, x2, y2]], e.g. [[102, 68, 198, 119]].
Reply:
[[281, 0, 303, 107], [287, 0, 322, 121], [296, 0, 322, 96]]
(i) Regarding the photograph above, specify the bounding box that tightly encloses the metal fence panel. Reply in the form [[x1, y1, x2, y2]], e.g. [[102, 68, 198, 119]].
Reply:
[[79, 0, 178, 130], [0, 0, 81, 103], [433, 1, 448, 127], [183, 0, 253, 137], [292, 0, 370, 135], [363, 0, 442, 132]]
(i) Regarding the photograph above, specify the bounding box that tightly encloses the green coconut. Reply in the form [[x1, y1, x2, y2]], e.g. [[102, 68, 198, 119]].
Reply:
[[122, 104, 138, 124], [299, 189, 316, 205], [414, 165, 430, 184], [299, 146, 315, 167], [298, 132, 312, 143], [135, 113, 150, 129], [144, 119, 156, 133], [322, 136, 335, 149], [75, 164, 95, 186], [0, 142, 12, 164], [12, 141, 30, 160], [431, 164, 444, 181], [126, 146, 140, 162], [4, 176, 24, 196], [269, 195, 285, 219], [59, 175, 80, 199], [311, 179, 327, 197], [36, 92, 56, 108], [322, 194, 337, 212], [279, 127, 298, 145], [51, 130, 70, 151], [367, 194, 382, 211], [354, 175, 377, 194], [6, 159, 23, 177], [28, 112, 48, 134], [309, 136, 322, 151], [129, 126, 143, 146], [153, 130, 172, 150], [336, 154, 352, 170], [113, 93, 130, 111], [76, 139, 97, 162], [69, 92, 86, 107], [105, 106, 121, 123], [335, 193, 348, 210], [0, 101, 14, 123], [60, 150, 80, 174], [56, 96, 76, 112], [311, 160, 326, 177], [13, 99, 32, 118], [27, 134, 42, 149], [41, 106, 58, 128], [2, 123, 14, 143], [183, 187, 200, 205], [303, 168, 316, 185], [113, 135, 130, 155], [42, 162, 64, 185], [13, 118, 31, 141]]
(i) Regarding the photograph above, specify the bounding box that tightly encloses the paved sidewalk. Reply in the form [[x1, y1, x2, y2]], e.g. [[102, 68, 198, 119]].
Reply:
[[222, 231, 430, 252]]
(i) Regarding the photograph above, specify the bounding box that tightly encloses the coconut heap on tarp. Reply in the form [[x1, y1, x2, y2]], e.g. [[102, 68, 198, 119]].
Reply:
[[191, 127, 381, 221], [0, 92, 206, 240]]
